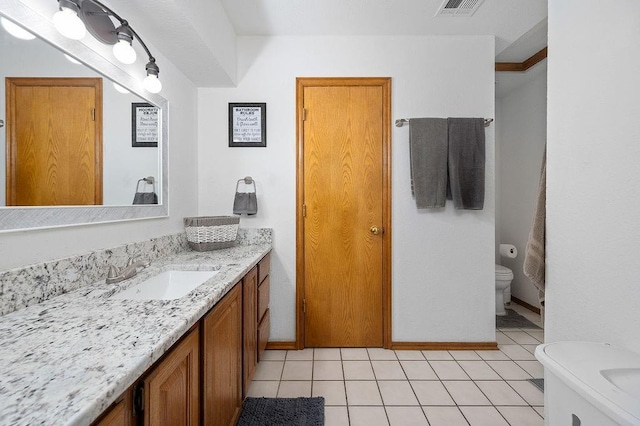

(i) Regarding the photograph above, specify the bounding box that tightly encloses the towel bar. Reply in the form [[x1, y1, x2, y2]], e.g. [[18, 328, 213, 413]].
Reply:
[[395, 118, 493, 128]]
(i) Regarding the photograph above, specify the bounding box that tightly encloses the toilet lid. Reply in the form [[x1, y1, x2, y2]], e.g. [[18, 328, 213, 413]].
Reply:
[[495, 264, 513, 278]]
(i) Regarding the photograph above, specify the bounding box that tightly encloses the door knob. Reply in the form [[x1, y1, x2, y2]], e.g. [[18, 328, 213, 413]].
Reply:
[[370, 226, 380, 235]]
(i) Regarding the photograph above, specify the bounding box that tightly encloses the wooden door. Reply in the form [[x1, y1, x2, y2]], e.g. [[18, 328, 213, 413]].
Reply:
[[5, 77, 102, 206], [242, 266, 258, 394], [144, 327, 199, 426], [202, 284, 242, 426], [297, 78, 391, 348]]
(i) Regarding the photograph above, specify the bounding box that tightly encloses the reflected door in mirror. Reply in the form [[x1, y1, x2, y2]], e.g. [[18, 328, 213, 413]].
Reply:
[[6, 77, 103, 206]]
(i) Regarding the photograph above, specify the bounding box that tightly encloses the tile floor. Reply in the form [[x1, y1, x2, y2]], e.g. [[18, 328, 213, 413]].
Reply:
[[247, 304, 545, 426]]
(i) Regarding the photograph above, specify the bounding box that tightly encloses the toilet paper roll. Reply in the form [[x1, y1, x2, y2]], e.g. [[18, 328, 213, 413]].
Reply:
[[499, 244, 518, 258]]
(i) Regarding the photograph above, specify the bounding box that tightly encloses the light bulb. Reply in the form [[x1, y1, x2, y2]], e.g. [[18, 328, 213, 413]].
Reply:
[[143, 74, 162, 93], [113, 39, 136, 64], [53, 7, 86, 40], [1, 17, 36, 40]]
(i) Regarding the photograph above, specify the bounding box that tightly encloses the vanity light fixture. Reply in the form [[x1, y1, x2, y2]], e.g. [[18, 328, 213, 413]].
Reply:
[[53, 0, 162, 93], [63, 53, 82, 64], [1, 16, 36, 40]]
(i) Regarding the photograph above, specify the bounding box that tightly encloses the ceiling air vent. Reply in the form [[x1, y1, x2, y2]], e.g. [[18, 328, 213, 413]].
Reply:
[[435, 0, 486, 16]]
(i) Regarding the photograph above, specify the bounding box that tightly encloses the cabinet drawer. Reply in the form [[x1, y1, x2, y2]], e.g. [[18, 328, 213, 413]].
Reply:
[[258, 252, 270, 284], [257, 309, 270, 362], [257, 276, 270, 322]]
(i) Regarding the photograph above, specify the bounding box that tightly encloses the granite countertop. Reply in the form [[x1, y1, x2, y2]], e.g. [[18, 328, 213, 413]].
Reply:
[[0, 243, 271, 426]]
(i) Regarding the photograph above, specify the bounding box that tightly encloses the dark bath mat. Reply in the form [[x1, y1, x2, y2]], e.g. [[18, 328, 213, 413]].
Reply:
[[529, 378, 544, 392], [496, 308, 541, 329], [237, 397, 325, 426]]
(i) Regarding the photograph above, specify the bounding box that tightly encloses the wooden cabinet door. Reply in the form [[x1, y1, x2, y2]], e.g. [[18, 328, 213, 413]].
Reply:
[[93, 388, 132, 426], [202, 284, 242, 426], [242, 266, 258, 394], [144, 327, 199, 426]]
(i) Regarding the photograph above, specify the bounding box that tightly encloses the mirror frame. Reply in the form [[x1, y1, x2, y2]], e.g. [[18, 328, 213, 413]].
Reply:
[[0, 0, 169, 232]]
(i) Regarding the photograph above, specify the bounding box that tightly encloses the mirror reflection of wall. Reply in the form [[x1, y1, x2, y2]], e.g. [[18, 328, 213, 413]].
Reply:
[[0, 19, 160, 207]]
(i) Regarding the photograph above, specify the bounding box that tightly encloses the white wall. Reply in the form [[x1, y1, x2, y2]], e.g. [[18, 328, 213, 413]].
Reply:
[[198, 36, 496, 343], [496, 65, 547, 308], [0, 4, 199, 270], [547, 0, 640, 352]]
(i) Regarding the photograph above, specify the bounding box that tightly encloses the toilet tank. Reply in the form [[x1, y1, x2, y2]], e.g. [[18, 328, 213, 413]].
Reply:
[[536, 342, 640, 426]]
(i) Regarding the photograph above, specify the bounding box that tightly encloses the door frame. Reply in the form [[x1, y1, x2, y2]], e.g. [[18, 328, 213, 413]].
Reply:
[[5, 77, 103, 206], [295, 77, 392, 349]]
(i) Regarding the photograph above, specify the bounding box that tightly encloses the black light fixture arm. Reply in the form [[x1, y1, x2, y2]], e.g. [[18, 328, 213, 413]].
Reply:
[[82, 0, 156, 62]]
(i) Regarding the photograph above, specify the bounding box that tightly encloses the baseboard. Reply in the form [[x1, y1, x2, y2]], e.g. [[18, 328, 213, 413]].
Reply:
[[511, 296, 541, 315], [265, 341, 297, 350], [391, 341, 498, 351]]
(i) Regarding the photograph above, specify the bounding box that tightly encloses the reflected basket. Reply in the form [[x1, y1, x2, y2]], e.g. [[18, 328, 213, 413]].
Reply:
[[183, 216, 240, 251]]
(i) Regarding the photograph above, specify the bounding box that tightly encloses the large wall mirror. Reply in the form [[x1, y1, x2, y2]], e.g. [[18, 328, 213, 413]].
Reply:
[[0, 1, 168, 232]]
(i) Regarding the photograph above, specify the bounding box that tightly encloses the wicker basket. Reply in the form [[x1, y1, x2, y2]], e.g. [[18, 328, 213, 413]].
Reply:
[[183, 216, 240, 251]]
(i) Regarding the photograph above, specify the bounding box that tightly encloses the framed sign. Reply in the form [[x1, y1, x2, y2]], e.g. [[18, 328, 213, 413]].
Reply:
[[132, 102, 159, 147], [229, 103, 267, 147]]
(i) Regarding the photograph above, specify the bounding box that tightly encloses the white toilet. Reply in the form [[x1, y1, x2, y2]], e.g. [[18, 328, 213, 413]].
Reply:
[[495, 264, 514, 316]]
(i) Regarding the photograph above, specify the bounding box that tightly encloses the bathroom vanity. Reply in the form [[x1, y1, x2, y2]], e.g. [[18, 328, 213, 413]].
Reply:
[[0, 237, 271, 426]]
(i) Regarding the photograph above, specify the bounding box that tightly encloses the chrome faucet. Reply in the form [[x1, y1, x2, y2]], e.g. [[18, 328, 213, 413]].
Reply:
[[106, 256, 150, 284]]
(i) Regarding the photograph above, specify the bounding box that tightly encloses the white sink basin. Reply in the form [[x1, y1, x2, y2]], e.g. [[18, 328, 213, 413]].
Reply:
[[110, 270, 219, 300], [601, 368, 640, 396]]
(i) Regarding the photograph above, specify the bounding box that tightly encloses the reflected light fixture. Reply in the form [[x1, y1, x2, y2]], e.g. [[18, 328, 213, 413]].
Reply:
[[53, 0, 161, 93], [1, 17, 36, 40], [64, 53, 82, 64], [113, 82, 130, 94]]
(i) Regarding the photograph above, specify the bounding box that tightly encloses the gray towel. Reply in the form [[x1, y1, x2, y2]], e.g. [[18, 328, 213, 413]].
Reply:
[[233, 192, 258, 215], [133, 192, 158, 204], [447, 118, 485, 210], [409, 118, 448, 208]]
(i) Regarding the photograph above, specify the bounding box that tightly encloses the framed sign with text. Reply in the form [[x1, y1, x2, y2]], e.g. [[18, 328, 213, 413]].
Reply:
[[229, 103, 267, 147], [132, 102, 159, 147]]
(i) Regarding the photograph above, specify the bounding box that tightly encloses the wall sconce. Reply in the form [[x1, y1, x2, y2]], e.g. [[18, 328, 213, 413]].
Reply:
[[52, 0, 162, 93]]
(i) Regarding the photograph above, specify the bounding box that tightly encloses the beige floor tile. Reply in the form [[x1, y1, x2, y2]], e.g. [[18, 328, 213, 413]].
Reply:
[[442, 381, 491, 405], [495, 331, 517, 345], [458, 361, 502, 380], [368, 348, 398, 360], [372, 360, 406, 380], [345, 381, 383, 405], [260, 350, 286, 360], [314, 348, 342, 360], [523, 330, 544, 343], [497, 406, 544, 426], [349, 406, 389, 426], [378, 380, 419, 406], [533, 406, 545, 417], [429, 361, 471, 380], [507, 380, 544, 406], [422, 406, 469, 426], [395, 350, 426, 360], [277, 380, 312, 397], [312, 380, 346, 405], [522, 344, 539, 354], [341, 348, 369, 360], [286, 348, 314, 360], [459, 406, 509, 426], [410, 381, 455, 405], [344, 360, 375, 380], [450, 350, 482, 361], [422, 350, 454, 360], [252, 360, 284, 381], [313, 360, 344, 380], [475, 381, 528, 405], [515, 360, 544, 378], [325, 406, 350, 426], [499, 344, 537, 360], [477, 349, 510, 361], [246, 380, 279, 397], [281, 360, 313, 380], [400, 360, 438, 380], [486, 360, 532, 380], [501, 331, 540, 345], [386, 406, 429, 425]]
